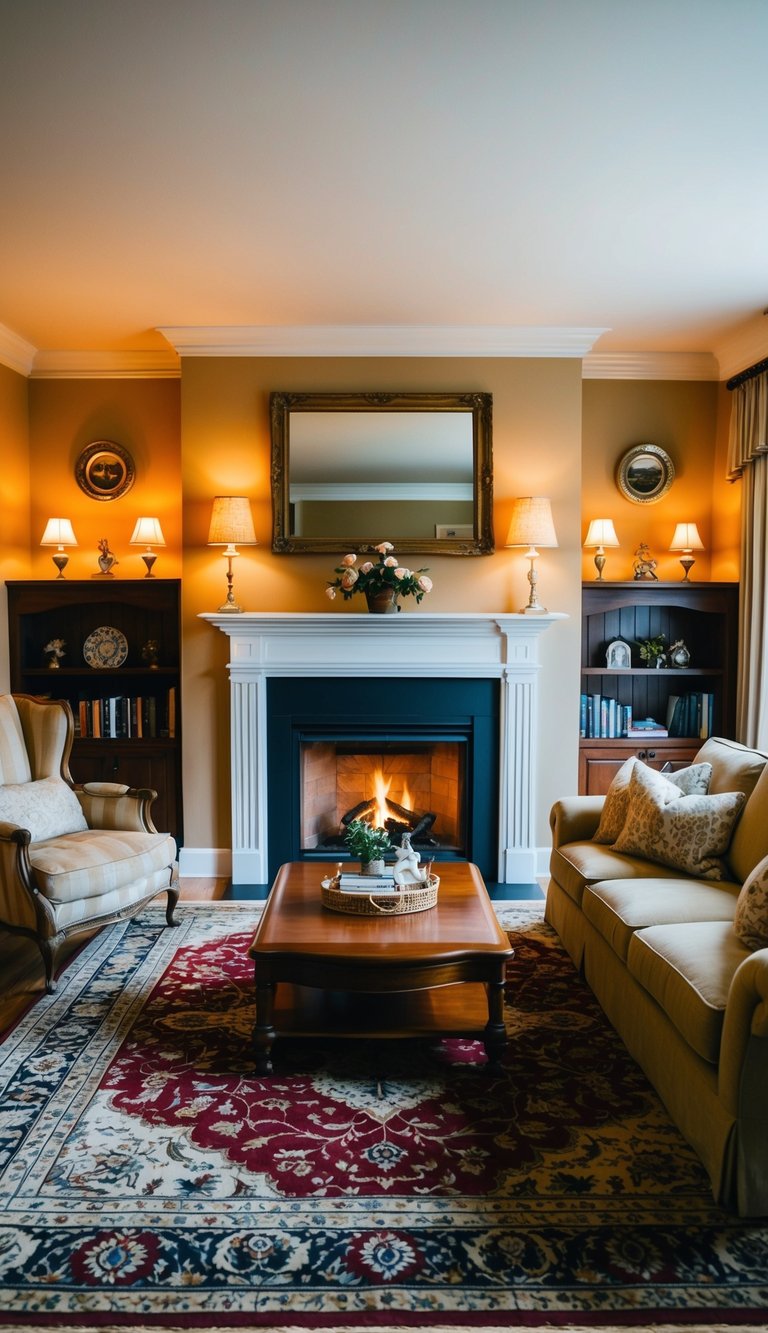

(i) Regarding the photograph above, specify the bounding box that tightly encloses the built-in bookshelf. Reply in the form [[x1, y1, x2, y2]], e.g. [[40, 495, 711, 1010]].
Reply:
[[6, 580, 182, 840], [579, 581, 738, 794]]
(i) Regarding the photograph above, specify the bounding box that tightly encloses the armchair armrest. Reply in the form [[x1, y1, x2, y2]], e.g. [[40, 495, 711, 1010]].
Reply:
[[549, 796, 605, 848], [719, 946, 768, 1116], [74, 784, 158, 834]]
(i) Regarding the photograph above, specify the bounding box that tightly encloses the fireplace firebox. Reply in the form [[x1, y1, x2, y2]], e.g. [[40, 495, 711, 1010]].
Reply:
[[267, 677, 499, 881]]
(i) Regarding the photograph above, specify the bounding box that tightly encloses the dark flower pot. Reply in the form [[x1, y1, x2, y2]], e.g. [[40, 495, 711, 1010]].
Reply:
[[365, 590, 400, 614]]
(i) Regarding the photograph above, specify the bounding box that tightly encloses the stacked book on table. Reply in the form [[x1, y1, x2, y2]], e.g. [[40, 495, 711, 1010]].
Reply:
[[337, 872, 397, 895]]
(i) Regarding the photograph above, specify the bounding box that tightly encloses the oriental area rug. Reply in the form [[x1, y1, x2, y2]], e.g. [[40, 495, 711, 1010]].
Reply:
[[0, 901, 766, 1332]]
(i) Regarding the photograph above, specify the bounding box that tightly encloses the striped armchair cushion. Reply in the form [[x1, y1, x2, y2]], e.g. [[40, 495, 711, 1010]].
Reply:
[[29, 830, 177, 904]]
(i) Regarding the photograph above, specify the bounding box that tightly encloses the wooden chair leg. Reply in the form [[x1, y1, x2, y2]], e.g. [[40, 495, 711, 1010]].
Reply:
[[165, 884, 180, 927]]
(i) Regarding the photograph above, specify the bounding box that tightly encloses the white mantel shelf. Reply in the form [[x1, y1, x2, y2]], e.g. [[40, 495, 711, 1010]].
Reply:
[[201, 611, 567, 886]]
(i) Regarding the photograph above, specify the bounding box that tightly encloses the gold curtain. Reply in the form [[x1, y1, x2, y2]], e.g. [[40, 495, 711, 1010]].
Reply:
[[728, 371, 768, 747]]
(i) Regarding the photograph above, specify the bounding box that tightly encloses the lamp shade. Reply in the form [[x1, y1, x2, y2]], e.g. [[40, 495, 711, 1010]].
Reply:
[[505, 497, 558, 549], [207, 496, 257, 546], [669, 523, 704, 552], [129, 517, 166, 547], [40, 518, 78, 547], [584, 518, 619, 549]]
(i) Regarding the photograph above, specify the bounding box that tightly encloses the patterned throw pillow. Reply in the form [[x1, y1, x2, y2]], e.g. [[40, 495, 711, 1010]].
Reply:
[[612, 762, 745, 880], [733, 855, 768, 950], [0, 777, 88, 842], [593, 757, 712, 844]]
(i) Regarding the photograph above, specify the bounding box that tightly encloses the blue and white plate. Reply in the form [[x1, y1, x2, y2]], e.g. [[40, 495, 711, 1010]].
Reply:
[[83, 626, 128, 669]]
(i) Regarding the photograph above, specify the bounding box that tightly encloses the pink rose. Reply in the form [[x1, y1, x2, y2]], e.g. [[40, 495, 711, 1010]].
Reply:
[[360, 561, 373, 574], [341, 569, 359, 588], [384, 556, 398, 568], [417, 575, 433, 593], [376, 541, 394, 553], [325, 586, 337, 600], [394, 567, 409, 580], [341, 553, 357, 567]]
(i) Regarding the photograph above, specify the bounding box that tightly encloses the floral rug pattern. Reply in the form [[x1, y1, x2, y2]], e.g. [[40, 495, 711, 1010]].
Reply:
[[0, 901, 766, 1326]]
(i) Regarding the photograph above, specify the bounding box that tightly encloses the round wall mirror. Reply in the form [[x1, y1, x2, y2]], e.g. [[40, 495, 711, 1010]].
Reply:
[[616, 443, 674, 504]]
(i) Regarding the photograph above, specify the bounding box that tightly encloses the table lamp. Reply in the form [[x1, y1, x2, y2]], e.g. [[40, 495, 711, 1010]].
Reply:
[[505, 497, 558, 613], [40, 518, 78, 578], [207, 496, 257, 612], [669, 523, 704, 581], [129, 517, 166, 577], [584, 518, 620, 580]]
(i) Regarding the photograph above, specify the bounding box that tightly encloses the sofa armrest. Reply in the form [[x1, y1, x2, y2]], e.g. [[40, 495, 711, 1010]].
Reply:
[[719, 947, 768, 1117], [74, 784, 158, 834], [549, 796, 605, 848]]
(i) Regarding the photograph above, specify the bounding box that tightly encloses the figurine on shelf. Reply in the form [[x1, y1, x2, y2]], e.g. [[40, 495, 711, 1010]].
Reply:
[[633, 542, 658, 580], [43, 637, 66, 668], [141, 639, 160, 669], [670, 638, 691, 668], [94, 537, 118, 577]]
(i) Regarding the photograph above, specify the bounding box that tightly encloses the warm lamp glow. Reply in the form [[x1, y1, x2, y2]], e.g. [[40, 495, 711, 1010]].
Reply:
[[505, 497, 558, 613], [207, 496, 257, 612], [40, 518, 78, 578], [129, 517, 166, 578], [583, 518, 620, 581], [669, 523, 704, 581]]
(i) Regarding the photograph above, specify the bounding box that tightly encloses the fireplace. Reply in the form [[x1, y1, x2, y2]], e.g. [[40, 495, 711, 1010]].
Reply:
[[266, 676, 497, 878], [200, 612, 564, 889]]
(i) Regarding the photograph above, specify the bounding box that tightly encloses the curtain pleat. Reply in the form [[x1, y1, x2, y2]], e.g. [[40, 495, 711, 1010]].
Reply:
[[736, 456, 768, 747], [728, 372, 768, 479]]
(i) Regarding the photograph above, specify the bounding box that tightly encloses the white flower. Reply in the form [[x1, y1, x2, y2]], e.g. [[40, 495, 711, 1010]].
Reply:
[[375, 541, 394, 553], [417, 575, 433, 593], [341, 553, 357, 567], [384, 556, 398, 568], [360, 561, 373, 574], [325, 586, 337, 600], [393, 567, 409, 580], [341, 568, 359, 588]]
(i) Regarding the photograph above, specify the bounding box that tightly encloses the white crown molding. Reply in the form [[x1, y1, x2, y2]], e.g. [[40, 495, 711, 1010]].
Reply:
[[157, 324, 609, 358], [582, 351, 719, 381], [715, 316, 768, 382], [0, 322, 36, 376], [30, 349, 180, 378]]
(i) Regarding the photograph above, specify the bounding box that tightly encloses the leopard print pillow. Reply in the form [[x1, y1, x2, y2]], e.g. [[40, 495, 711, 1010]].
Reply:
[[612, 762, 745, 880], [734, 855, 768, 950], [593, 757, 712, 845]]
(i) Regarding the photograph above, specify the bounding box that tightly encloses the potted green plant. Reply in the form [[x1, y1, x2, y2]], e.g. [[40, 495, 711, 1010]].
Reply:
[[343, 819, 393, 875], [638, 634, 667, 668]]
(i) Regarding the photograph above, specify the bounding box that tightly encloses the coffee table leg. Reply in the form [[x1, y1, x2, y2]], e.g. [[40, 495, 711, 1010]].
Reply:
[[253, 976, 277, 1075], [483, 970, 508, 1071]]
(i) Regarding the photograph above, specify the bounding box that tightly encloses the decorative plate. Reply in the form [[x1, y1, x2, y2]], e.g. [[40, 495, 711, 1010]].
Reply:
[[75, 440, 135, 502], [616, 443, 675, 504], [83, 626, 128, 669]]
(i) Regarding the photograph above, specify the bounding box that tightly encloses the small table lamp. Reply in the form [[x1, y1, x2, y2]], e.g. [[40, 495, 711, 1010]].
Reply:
[[584, 518, 620, 580], [40, 518, 78, 578], [129, 517, 166, 577], [207, 496, 257, 612], [670, 523, 704, 581], [505, 497, 558, 613]]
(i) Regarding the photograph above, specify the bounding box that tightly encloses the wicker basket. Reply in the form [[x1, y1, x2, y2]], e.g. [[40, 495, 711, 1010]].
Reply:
[[321, 874, 439, 917]]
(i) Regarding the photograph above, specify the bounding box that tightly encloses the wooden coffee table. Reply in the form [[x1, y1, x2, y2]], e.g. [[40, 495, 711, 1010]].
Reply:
[[249, 860, 514, 1073]]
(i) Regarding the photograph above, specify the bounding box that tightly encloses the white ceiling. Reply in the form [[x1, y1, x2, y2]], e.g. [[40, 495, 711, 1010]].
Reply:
[[2, 0, 768, 378]]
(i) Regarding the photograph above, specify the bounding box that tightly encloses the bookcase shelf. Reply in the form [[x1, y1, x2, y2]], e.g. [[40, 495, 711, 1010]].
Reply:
[[5, 579, 183, 840], [579, 581, 738, 795]]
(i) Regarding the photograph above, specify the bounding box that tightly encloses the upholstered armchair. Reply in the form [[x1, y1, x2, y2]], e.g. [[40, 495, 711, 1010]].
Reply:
[[0, 693, 179, 991]]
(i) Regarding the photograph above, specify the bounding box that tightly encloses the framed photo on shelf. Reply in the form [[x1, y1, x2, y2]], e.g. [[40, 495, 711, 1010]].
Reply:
[[606, 639, 632, 669]]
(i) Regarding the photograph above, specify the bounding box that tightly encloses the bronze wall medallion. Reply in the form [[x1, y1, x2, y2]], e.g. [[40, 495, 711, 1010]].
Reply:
[[75, 440, 136, 501]]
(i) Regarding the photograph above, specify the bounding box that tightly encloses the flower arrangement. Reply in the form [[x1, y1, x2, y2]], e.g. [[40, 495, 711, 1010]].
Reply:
[[43, 638, 66, 668], [326, 541, 433, 603], [638, 634, 667, 667]]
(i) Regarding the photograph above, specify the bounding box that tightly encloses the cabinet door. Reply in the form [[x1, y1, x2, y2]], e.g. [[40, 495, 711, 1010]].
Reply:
[[69, 743, 179, 837], [579, 743, 701, 795]]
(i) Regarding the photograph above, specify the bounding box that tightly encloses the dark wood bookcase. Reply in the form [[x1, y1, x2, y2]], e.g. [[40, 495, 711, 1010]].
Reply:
[[6, 579, 183, 840], [579, 580, 739, 795]]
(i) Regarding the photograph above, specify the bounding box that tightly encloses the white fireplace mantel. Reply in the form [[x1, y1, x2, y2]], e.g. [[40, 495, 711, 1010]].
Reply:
[[201, 611, 565, 886]]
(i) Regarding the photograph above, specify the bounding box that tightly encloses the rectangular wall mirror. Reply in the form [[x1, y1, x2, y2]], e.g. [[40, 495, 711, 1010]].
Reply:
[[271, 391, 494, 554]]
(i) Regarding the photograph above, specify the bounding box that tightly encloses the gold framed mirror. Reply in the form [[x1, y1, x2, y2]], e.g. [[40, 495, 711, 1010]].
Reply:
[[270, 391, 494, 554]]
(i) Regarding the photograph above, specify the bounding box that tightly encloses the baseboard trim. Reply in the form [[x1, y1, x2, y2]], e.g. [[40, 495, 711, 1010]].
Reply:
[[178, 847, 231, 878]]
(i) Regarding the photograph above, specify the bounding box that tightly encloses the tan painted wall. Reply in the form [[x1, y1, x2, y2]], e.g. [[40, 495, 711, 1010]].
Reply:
[[27, 379, 182, 580], [581, 380, 722, 583], [0, 364, 31, 689], [180, 357, 584, 857], [712, 381, 741, 581]]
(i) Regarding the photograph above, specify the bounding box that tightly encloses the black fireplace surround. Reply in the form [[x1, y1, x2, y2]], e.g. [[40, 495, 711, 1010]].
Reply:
[[266, 677, 499, 883]]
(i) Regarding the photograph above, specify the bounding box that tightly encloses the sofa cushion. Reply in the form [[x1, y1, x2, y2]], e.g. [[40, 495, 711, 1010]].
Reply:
[[694, 736, 768, 798], [29, 830, 177, 904], [0, 777, 88, 841], [733, 854, 768, 950], [0, 695, 32, 785], [593, 757, 712, 844], [551, 841, 685, 907], [727, 762, 768, 887], [584, 877, 741, 962], [612, 763, 746, 880], [627, 921, 750, 1065]]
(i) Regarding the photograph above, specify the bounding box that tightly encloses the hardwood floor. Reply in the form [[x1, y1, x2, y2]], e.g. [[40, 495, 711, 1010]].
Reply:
[[0, 878, 230, 1035]]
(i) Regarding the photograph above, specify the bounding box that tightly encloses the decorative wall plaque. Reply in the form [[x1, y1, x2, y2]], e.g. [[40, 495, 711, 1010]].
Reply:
[[615, 443, 674, 504], [75, 440, 135, 501]]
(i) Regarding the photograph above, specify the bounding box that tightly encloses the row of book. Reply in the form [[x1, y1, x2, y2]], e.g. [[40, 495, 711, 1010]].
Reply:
[[580, 691, 715, 741], [73, 689, 177, 740]]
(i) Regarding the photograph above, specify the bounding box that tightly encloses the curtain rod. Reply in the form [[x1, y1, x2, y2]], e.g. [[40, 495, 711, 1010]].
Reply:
[[726, 354, 768, 390]]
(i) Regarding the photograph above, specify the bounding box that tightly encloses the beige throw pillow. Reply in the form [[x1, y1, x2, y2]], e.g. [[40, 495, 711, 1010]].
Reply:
[[612, 762, 745, 880], [0, 777, 88, 842], [593, 757, 712, 844], [733, 855, 768, 950]]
